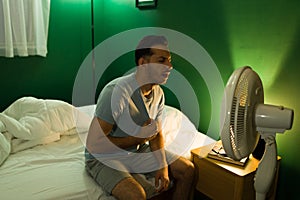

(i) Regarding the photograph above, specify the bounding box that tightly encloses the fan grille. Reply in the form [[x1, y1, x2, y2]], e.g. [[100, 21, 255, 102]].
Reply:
[[221, 67, 263, 160], [231, 71, 249, 158]]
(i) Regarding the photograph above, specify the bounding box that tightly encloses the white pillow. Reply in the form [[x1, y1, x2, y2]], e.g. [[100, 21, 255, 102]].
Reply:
[[2, 97, 76, 140], [162, 105, 215, 160], [1, 97, 80, 153], [74, 104, 96, 134]]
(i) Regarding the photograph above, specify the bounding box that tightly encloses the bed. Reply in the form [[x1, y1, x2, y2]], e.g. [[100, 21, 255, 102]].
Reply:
[[0, 97, 215, 200]]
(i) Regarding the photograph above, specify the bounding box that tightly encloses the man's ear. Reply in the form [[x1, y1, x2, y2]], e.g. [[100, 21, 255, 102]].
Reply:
[[138, 57, 144, 66], [138, 57, 148, 66]]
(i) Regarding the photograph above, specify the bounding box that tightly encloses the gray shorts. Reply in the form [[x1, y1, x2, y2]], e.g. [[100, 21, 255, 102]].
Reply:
[[85, 146, 178, 198], [85, 158, 132, 194]]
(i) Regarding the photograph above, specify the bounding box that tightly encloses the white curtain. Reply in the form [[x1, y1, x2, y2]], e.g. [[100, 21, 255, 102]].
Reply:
[[0, 0, 51, 57]]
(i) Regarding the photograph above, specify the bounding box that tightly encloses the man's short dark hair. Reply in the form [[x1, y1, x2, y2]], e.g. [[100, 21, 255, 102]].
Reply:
[[135, 35, 168, 65]]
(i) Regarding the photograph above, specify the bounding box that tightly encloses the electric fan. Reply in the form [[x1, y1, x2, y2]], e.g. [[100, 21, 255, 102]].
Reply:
[[220, 66, 294, 200]]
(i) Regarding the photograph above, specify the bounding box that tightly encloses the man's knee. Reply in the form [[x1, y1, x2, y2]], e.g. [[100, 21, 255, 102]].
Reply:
[[172, 157, 195, 180], [185, 160, 195, 178], [112, 177, 146, 200]]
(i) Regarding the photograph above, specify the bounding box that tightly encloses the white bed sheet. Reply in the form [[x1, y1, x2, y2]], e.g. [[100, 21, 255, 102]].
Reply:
[[0, 133, 114, 200], [0, 103, 215, 200]]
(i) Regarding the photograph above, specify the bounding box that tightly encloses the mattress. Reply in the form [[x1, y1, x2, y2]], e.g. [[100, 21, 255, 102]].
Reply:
[[0, 98, 215, 200]]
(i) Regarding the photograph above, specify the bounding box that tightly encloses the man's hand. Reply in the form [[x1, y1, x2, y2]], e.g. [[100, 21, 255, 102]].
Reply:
[[136, 118, 160, 141], [155, 167, 170, 193]]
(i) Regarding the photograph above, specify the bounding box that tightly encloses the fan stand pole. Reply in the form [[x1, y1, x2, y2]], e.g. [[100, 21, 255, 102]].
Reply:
[[254, 134, 277, 200]]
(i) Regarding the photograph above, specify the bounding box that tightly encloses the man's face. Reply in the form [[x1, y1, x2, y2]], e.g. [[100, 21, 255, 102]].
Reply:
[[144, 45, 172, 85]]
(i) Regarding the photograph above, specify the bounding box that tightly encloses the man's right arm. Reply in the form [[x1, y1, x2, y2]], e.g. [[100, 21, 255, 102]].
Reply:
[[86, 117, 158, 154]]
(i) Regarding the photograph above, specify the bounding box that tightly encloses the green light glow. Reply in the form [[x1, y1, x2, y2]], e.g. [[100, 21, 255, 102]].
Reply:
[[222, 1, 299, 89]]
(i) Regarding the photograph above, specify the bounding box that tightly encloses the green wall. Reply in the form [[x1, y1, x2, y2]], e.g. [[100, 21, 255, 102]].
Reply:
[[0, 0, 299, 199]]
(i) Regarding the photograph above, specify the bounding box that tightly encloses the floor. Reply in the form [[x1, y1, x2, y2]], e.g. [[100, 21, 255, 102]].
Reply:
[[193, 190, 211, 200], [149, 187, 212, 200]]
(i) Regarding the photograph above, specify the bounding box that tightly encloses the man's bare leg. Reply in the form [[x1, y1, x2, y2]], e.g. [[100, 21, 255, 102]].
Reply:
[[112, 177, 146, 200], [169, 157, 195, 200]]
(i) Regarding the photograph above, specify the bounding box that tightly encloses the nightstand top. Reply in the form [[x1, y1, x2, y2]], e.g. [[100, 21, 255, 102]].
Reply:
[[191, 142, 260, 176]]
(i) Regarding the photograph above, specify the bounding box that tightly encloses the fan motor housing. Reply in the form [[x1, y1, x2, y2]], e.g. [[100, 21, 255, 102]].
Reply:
[[255, 104, 294, 133]]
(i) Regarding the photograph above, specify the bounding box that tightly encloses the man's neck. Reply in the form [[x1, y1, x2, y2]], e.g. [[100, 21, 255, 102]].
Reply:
[[140, 84, 154, 98], [135, 72, 154, 97]]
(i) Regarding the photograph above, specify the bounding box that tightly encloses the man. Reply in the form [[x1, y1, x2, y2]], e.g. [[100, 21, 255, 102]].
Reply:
[[85, 35, 195, 200]]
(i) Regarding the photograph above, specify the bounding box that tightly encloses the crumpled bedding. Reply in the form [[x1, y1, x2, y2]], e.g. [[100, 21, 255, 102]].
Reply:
[[0, 97, 89, 165]]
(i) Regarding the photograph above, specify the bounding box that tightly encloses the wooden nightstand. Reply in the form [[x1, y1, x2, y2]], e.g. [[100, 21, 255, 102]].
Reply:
[[191, 142, 280, 200]]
